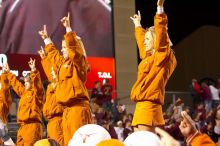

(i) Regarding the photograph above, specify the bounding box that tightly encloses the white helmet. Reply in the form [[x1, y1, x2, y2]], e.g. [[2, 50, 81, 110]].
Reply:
[[68, 124, 111, 146], [124, 131, 160, 146]]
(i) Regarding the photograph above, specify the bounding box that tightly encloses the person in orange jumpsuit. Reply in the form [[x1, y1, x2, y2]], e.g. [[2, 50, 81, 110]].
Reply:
[[2, 58, 44, 146], [0, 73, 12, 145], [0, 73, 12, 124], [39, 48, 64, 146], [130, 0, 177, 132], [39, 13, 92, 145]]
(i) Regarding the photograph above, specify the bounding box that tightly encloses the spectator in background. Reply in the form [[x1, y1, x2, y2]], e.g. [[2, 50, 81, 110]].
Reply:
[[173, 98, 184, 122], [216, 78, 220, 90], [100, 120, 118, 139], [102, 78, 113, 111], [123, 120, 133, 139], [193, 102, 206, 131], [201, 82, 212, 111], [214, 106, 220, 143], [209, 83, 220, 108], [91, 81, 103, 106], [190, 79, 202, 107], [114, 120, 124, 141]]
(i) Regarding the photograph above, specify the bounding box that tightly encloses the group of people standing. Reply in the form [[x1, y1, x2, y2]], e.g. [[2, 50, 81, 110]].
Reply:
[[0, 0, 217, 145], [0, 13, 92, 146]]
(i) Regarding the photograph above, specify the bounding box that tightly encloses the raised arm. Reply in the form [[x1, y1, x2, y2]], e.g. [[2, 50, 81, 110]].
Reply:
[[130, 11, 147, 59], [154, 0, 170, 52], [38, 25, 64, 67], [61, 13, 85, 60], [2, 63, 25, 97], [28, 58, 44, 97], [38, 47, 53, 81], [0, 73, 12, 106], [61, 13, 88, 82]]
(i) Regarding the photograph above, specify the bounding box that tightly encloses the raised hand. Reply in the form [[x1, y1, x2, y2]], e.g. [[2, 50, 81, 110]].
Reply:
[[2, 63, 10, 73], [179, 111, 197, 138], [155, 127, 180, 146], [130, 10, 141, 27], [28, 58, 36, 72], [157, 0, 165, 7], [61, 12, 70, 28], [38, 25, 48, 40], [38, 46, 46, 59]]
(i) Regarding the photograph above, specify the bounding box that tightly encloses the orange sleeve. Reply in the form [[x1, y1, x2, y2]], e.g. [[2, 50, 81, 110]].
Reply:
[[154, 13, 171, 66], [0, 74, 12, 107], [44, 43, 64, 71], [30, 70, 45, 107], [154, 13, 169, 52], [6, 72, 25, 97], [190, 134, 216, 146], [135, 27, 147, 59], [64, 32, 88, 82], [64, 32, 84, 57], [41, 57, 52, 81]]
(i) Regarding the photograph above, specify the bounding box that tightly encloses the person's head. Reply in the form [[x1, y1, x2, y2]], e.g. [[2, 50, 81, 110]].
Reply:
[[117, 120, 123, 127], [124, 131, 160, 146], [24, 74, 32, 90], [61, 40, 69, 59], [117, 104, 126, 113], [175, 98, 184, 107], [68, 124, 111, 146], [94, 81, 101, 89], [184, 106, 191, 114], [125, 119, 131, 128], [197, 102, 204, 110], [192, 78, 197, 83], [144, 27, 155, 56], [144, 26, 172, 56]]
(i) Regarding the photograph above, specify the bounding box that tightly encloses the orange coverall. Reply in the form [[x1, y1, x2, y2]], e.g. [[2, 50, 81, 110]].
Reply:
[[41, 57, 64, 146], [5, 71, 43, 146], [0, 74, 12, 124], [131, 13, 177, 127], [44, 32, 92, 145]]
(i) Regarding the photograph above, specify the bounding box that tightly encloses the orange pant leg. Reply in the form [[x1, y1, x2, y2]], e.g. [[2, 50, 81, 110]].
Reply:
[[62, 104, 92, 146], [16, 123, 43, 146], [47, 117, 64, 146]]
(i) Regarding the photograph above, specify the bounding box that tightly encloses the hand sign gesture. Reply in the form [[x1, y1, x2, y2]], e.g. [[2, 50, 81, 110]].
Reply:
[[38, 46, 46, 59], [2, 63, 10, 73], [61, 12, 70, 28], [130, 10, 141, 27], [179, 111, 197, 138], [38, 25, 48, 40], [28, 58, 36, 72]]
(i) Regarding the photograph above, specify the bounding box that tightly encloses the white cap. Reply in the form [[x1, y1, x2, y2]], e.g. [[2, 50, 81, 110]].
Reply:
[[68, 124, 111, 146], [124, 131, 160, 146]]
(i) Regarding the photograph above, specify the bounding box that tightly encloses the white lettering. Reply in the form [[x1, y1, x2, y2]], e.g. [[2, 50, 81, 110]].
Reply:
[[10, 70, 19, 76], [0, 54, 7, 67], [97, 72, 112, 79]]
